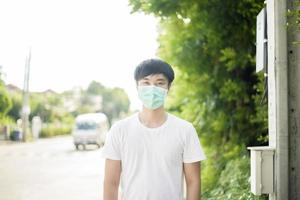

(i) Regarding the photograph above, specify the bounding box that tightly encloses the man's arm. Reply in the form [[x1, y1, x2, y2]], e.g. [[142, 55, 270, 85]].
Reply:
[[183, 162, 201, 200], [103, 159, 121, 200]]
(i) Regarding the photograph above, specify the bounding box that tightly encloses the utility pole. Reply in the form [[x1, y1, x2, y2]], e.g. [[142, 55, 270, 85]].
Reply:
[[267, 0, 300, 199], [287, 0, 300, 198], [250, 1, 299, 199], [266, 0, 289, 199], [22, 47, 31, 142]]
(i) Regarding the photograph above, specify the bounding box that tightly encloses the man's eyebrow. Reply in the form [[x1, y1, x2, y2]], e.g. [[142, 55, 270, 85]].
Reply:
[[156, 78, 167, 81]]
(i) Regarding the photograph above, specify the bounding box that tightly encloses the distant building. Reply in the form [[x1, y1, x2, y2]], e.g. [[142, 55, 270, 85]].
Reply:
[[6, 84, 22, 94]]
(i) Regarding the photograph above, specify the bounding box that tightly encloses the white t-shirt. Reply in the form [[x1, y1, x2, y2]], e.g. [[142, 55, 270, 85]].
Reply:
[[101, 112, 206, 200]]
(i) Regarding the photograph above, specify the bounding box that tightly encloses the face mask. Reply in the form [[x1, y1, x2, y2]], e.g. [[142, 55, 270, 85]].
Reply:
[[137, 85, 168, 110]]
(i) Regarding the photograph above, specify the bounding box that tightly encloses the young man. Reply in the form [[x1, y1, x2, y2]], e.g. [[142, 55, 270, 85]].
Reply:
[[102, 59, 206, 200]]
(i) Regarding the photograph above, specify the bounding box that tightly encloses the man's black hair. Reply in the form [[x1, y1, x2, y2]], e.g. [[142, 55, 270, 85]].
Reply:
[[134, 58, 175, 86]]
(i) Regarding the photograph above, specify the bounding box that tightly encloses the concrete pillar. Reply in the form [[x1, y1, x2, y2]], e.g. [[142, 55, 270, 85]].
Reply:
[[287, 0, 300, 199], [267, 0, 289, 199]]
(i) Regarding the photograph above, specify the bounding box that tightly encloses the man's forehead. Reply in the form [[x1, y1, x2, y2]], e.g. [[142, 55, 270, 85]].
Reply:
[[141, 74, 167, 80]]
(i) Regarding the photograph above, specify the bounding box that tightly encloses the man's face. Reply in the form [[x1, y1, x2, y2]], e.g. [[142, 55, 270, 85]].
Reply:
[[137, 74, 169, 90]]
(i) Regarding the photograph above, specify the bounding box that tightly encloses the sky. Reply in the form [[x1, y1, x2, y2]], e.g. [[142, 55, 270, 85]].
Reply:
[[0, 0, 159, 110]]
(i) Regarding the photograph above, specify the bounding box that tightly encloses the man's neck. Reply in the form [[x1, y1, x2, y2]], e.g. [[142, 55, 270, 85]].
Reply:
[[138, 107, 167, 128]]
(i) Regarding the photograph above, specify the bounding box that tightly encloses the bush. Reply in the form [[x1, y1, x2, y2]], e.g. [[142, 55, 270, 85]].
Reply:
[[204, 155, 267, 200], [40, 123, 72, 138]]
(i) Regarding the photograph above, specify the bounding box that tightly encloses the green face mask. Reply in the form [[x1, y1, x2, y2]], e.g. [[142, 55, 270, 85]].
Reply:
[[137, 85, 168, 110]]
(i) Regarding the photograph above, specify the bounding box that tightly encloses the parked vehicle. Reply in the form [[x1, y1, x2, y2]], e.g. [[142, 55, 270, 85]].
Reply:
[[72, 112, 109, 150]]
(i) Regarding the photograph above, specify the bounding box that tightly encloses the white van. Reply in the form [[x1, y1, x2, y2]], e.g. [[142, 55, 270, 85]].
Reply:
[[72, 112, 109, 150]]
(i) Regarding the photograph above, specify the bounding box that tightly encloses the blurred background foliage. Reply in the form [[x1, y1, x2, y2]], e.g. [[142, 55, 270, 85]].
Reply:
[[2, 80, 129, 138], [287, 0, 300, 44], [129, 0, 268, 199], [0, 69, 13, 125]]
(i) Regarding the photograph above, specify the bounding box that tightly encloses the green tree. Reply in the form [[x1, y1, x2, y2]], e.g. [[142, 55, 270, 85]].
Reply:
[[0, 68, 12, 119], [84, 81, 130, 124], [0, 87, 12, 119], [102, 87, 130, 124], [129, 0, 267, 198], [0, 69, 13, 124], [87, 80, 106, 95], [6, 93, 22, 121]]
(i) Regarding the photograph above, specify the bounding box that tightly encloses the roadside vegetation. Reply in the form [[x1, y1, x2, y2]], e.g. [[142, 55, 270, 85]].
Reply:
[[129, 0, 269, 198], [1, 80, 129, 139]]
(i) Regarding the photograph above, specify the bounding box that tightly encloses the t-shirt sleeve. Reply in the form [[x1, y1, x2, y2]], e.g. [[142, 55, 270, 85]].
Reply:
[[101, 123, 121, 160], [183, 124, 206, 163]]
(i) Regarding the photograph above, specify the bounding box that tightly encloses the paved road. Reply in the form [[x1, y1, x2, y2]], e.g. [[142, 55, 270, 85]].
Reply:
[[0, 136, 106, 200]]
